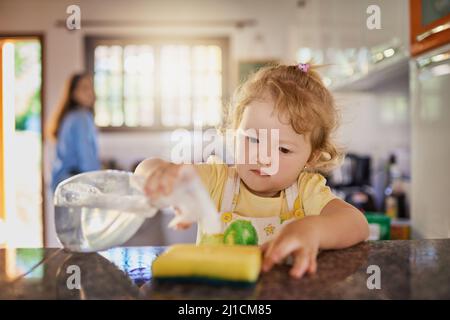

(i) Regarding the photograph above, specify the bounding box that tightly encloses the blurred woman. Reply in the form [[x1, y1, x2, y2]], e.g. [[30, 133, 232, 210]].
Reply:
[[47, 73, 101, 191]]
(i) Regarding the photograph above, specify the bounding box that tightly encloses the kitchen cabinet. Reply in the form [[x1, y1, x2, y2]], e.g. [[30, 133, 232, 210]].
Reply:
[[410, 0, 450, 56]]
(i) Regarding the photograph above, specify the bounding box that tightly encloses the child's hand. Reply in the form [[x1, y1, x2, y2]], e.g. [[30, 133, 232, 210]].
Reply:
[[261, 217, 321, 279], [143, 162, 183, 201], [141, 161, 194, 230]]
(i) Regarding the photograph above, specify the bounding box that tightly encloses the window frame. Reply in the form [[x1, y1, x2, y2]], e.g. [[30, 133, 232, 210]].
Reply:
[[85, 35, 230, 132]]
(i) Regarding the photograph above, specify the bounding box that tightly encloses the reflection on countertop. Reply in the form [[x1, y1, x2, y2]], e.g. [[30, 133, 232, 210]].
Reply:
[[0, 239, 449, 299]]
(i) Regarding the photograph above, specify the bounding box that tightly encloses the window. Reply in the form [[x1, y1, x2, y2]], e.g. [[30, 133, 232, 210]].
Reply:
[[86, 37, 228, 130]]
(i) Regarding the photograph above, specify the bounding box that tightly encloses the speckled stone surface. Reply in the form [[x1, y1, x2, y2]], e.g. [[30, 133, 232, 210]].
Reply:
[[0, 239, 449, 299]]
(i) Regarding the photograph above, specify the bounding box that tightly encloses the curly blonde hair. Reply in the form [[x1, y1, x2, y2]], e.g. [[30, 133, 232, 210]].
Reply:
[[224, 63, 344, 173]]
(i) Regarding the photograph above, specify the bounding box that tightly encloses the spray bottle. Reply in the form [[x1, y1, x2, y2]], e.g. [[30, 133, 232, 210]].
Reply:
[[54, 167, 222, 252]]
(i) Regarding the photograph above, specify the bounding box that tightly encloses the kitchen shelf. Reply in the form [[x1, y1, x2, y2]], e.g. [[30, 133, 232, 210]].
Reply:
[[330, 53, 410, 91]]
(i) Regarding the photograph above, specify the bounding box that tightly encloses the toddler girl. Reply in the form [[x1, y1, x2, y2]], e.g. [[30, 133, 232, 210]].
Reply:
[[136, 63, 369, 279]]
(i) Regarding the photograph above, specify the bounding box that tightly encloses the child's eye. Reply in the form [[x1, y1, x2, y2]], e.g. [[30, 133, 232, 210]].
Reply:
[[248, 136, 259, 144], [279, 147, 291, 154]]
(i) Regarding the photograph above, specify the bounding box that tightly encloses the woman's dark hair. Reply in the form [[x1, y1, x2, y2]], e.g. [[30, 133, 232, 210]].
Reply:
[[46, 73, 94, 140]]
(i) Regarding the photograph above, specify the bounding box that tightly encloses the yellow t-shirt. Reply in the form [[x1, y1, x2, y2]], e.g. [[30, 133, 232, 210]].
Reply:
[[194, 163, 337, 218]]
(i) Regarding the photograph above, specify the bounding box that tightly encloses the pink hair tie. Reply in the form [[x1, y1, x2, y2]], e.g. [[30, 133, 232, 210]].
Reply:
[[297, 63, 310, 73]]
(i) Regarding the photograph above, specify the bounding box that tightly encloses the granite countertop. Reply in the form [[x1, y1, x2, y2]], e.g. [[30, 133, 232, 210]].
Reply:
[[0, 239, 449, 299]]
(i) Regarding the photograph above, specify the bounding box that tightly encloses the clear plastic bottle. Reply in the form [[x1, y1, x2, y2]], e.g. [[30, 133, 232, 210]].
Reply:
[[54, 167, 221, 252]]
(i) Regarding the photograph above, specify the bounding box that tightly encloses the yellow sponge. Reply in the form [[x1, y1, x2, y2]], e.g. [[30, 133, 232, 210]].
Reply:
[[152, 244, 262, 285]]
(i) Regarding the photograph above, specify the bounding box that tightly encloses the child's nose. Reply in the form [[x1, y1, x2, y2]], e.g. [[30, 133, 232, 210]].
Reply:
[[257, 156, 271, 167], [256, 144, 273, 166]]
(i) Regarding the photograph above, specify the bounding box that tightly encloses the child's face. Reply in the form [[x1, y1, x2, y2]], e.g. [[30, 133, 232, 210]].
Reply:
[[235, 96, 312, 197]]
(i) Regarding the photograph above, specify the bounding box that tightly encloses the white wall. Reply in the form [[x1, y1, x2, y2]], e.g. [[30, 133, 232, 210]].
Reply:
[[1, 0, 411, 246]]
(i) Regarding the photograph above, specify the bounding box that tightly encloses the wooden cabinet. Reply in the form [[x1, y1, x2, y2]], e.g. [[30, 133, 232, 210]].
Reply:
[[410, 0, 450, 56]]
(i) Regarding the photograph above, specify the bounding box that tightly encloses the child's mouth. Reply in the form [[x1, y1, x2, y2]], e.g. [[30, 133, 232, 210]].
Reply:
[[250, 169, 271, 177]]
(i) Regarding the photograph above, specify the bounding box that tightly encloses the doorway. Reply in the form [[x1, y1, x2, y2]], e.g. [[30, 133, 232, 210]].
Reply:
[[1, 35, 44, 247]]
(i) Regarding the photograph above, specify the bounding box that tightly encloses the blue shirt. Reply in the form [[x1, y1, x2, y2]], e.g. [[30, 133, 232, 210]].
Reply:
[[51, 109, 101, 191]]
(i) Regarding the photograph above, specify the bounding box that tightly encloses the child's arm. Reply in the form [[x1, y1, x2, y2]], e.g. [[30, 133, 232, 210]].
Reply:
[[311, 198, 370, 250], [262, 198, 369, 279]]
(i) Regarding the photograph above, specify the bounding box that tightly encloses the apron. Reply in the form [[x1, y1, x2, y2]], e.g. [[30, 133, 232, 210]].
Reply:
[[198, 170, 305, 245]]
